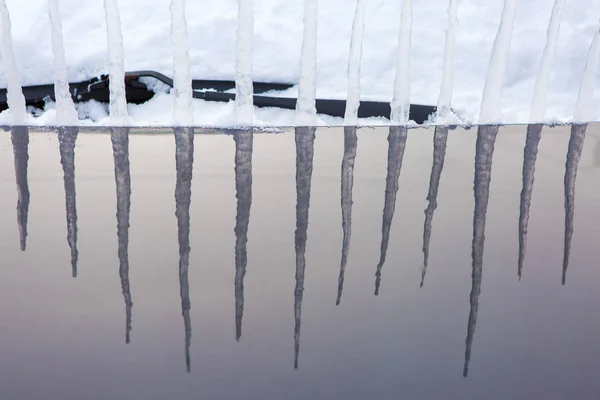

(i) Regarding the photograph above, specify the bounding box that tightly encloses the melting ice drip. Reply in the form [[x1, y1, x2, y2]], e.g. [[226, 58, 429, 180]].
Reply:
[[234, 130, 253, 341], [58, 127, 79, 277], [111, 127, 133, 343], [294, 127, 316, 369], [337, 127, 358, 305], [375, 127, 408, 295], [174, 127, 194, 372], [11, 127, 30, 251]]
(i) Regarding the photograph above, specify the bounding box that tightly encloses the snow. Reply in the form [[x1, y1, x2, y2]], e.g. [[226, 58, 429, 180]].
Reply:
[[0, 0, 599, 126], [170, 0, 194, 126], [295, 0, 318, 125], [344, 0, 367, 125], [390, 0, 411, 124], [234, 0, 254, 125]]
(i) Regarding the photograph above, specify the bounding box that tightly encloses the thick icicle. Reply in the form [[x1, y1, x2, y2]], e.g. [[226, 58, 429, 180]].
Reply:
[[375, 127, 408, 295], [296, 0, 318, 125], [479, 0, 518, 124], [529, 0, 566, 122], [11, 127, 29, 251], [573, 22, 600, 123], [517, 124, 542, 279], [58, 127, 79, 277], [337, 126, 358, 305], [421, 126, 448, 286], [562, 124, 586, 285], [0, 0, 26, 124], [464, 125, 498, 378], [390, 0, 412, 124], [234, 0, 254, 125], [103, 0, 129, 124], [436, 0, 459, 119], [294, 127, 316, 369], [233, 130, 253, 340], [170, 0, 194, 126], [174, 127, 194, 372], [111, 127, 132, 343], [48, 0, 78, 125], [344, 0, 367, 125]]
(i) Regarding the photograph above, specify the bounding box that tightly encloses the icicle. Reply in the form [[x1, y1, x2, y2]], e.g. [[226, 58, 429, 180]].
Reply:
[[573, 21, 600, 123], [111, 127, 132, 343], [104, 0, 129, 124], [479, 0, 518, 124], [48, 0, 78, 125], [464, 125, 498, 378], [233, 130, 253, 340], [390, 0, 412, 124], [421, 126, 449, 286], [375, 126, 408, 295], [296, 0, 318, 125], [437, 0, 459, 119], [294, 127, 316, 369], [529, 0, 566, 123], [344, 0, 367, 125], [562, 124, 586, 285], [234, 0, 254, 125], [517, 124, 542, 279], [174, 127, 194, 372], [58, 127, 79, 277], [0, 0, 26, 124], [11, 127, 29, 251], [337, 126, 358, 305], [170, 0, 194, 126]]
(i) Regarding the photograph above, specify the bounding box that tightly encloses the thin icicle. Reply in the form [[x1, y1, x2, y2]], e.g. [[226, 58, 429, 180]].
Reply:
[[390, 0, 412, 124], [0, 0, 26, 124], [48, 0, 78, 125], [573, 21, 600, 123], [170, 0, 194, 126], [375, 126, 408, 295], [344, 0, 367, 125], [58, 127, 79, 277], [11, 127, 29, 251], [337, 126, 358, 305], [104, 0, 129, 124], [529, 0, 566, 123], [234, 0, 254, 125], [563, 124, 586, 285], [479, 0, 519, 124], [294, 127, 315, 369], [296, 0, 318, 125], [437, 0, 459, 119], [233, 130, 253, 341]]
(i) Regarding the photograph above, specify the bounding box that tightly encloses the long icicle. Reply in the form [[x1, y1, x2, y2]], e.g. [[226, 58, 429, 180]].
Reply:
[[344, 0, 367, 125], [337, 126, 358, 305], [296, 0, 318, 125], [103, 0, 129, 124], [478, 0, 519, 124], [436, 0, 458, 120], [0, 0, 26, 124], [234, 130, 253, 340], [294, 127, 316, 369], [58, 127, 79, 277], [174, 127, 194, 372], [390, 0, 412, 124], [375, 126, 408, 295], [170, 0, 194, 126], [573, 21, 600, 123], [11, 127, 30, 251], [48, 0, 78, 125], [234, 0, 254, 125]]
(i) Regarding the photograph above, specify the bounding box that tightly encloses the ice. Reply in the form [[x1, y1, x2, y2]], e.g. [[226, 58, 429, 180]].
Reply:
[[295, 0, 318, 125], [573, 22, 600, 123], [234, 0, 254, 125], [529, 0, 565, 123], [48, 0, 78, 125], [344, 0, 367, 125], [390, 0, 412, 124], [479, 0, 518, 124], [103, 0, 129, 124], [0, 0, 26, 124], [436, 0, 458, 119], [170, 0, 193, 126]]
